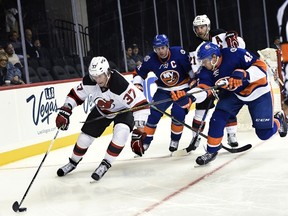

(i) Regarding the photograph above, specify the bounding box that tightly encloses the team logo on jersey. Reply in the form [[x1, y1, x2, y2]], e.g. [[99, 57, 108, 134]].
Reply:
[[160, 70, 179, 86], [95, 97, 115, 110]]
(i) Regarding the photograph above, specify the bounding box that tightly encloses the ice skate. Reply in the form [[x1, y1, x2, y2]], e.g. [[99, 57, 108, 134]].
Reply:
[[189, 137, 201, 151], [169, 140, 179, 152], [196, 151, 218, 165], [91, 159, 111, 181], [274, 111, 287, 137], [57, 158, 82, 177], [227, 133, 239, 147]]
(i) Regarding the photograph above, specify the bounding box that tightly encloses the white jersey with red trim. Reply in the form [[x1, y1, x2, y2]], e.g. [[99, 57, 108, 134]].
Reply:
[[190, 29, 246, 73], [64, 69, 149, 121]]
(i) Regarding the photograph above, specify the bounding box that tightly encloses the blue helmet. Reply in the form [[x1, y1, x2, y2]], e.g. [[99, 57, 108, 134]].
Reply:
[[153, 34, 169, 48], [197, 42, 220, 60]]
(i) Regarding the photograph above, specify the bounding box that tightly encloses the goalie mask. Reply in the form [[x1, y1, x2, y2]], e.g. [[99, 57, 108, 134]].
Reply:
[[193, 15, 211, 39]]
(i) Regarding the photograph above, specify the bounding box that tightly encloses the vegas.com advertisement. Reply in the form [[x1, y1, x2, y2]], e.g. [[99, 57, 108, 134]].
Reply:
[[0, 73, 157, 153]]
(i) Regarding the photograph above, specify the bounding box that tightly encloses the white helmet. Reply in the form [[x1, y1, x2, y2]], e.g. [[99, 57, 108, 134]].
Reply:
[[88, 56, 110, 77], [193, 15, 211, 37]]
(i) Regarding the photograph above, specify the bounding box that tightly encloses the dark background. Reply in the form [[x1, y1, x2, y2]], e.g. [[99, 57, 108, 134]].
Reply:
[[0, 0, 285, 67]]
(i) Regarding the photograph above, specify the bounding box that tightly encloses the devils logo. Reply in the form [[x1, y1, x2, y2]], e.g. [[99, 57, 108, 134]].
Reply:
[[95, 97, 115, 110]]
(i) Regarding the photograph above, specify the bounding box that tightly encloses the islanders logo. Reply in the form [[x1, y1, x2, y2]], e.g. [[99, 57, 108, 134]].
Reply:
[[160, 70, 179, 87]]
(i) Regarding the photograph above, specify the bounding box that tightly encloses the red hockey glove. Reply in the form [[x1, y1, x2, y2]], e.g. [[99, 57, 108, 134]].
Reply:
[[131, 129, 147, 157], [225, 31, 239, 48], [171, 90, 194, 109], [56, 106, 72, 130]]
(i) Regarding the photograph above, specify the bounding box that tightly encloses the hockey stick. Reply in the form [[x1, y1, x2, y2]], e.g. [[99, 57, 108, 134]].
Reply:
[[80, 83, 226, 124], [151, 105, 252, 155], [12, 128, 60, 213], [173, 97, 214, 156]]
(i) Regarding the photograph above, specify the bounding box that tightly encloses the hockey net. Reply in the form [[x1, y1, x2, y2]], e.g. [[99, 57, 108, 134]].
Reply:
[[237, 48, 283, 131]]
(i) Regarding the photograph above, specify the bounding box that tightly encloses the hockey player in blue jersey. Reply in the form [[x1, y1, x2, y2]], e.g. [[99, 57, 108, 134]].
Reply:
[[172, 42, 287, 165], [188, 14, 246, 150], [131, 34, 192, 156]]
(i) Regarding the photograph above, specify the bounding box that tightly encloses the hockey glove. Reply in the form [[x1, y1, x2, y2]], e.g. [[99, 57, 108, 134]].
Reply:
[[131, 129, 147, 157], [171, 90, 195, 109], [56, 106, 72, 130], [228, 69, 246, 90], [225, 31, 239, 48]]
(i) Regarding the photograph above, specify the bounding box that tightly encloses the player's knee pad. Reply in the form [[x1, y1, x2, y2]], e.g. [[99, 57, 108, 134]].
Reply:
[[208, 109, 230, 138], [255, 127, 276, 140], [148, 108, 163, 125], [76, 132, 95, 149], [171, 106, 187, 122], [112, 123, 130, 147]]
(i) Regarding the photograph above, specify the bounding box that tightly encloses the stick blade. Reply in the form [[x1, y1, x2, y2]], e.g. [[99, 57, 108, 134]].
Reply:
[[12, 201, 20, 212], [12, 201, 27, 212], [222, 144, 252, 153]]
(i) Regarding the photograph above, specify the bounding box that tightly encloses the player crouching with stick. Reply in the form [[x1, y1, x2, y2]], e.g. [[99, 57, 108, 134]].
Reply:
[[171, 42, 287, 165], [55, 56, 149, 181]]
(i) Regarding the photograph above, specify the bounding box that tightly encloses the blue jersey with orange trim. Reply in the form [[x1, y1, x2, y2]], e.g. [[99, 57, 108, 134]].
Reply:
[[198, 47, 269, 102], [136, 46, 191, 91]]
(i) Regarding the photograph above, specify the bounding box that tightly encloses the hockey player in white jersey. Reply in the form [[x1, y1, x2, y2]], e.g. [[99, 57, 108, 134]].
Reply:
[[55, 56, 149, 181], [188, 14, 246, 150]]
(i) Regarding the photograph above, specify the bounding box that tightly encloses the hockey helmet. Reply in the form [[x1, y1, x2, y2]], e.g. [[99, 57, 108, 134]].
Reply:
[[197, 42, 220, 61], [88, 56, 110, 77], [193, 14, 211, 36], [153, 34, 169, 48]]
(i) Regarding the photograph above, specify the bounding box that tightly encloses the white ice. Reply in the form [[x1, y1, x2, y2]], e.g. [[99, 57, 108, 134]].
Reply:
[[1, 111, 288, 216]]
